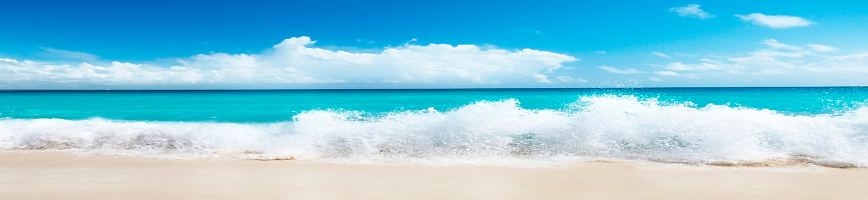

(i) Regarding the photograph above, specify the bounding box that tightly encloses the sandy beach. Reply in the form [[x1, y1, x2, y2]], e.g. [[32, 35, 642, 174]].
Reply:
[[0, 151, 866, 200]]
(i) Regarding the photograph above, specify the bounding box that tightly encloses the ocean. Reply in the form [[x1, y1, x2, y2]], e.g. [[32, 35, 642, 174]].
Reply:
[[1, 87, 867, 167]]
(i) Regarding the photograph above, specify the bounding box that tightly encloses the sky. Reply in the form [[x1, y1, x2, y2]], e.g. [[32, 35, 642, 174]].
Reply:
[[2, 0, 868, 89]]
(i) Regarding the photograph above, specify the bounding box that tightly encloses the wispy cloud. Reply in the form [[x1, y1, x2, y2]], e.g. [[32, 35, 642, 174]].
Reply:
[[598, 66, 645, 74], [807, 44, 838, 52], [516, 28, 542, 35], [735, 13, 813, 28], [651, 52, 671, 58], [652, 39, 868, 85], [0, 36, 579, 88], [0, 58, 18, 64], [38, 47, 99, 61], [662, 60, 723, 71], [556, 75, 588, 83], [355, 39, 374, 44], [669, 4, 714, 19], [762, 39, 802, 50], [654, 71, 680, 76], [674, 52, 695, 57]]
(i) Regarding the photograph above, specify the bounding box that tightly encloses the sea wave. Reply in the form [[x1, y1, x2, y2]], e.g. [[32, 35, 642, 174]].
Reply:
[[1, 95, 867, 167]]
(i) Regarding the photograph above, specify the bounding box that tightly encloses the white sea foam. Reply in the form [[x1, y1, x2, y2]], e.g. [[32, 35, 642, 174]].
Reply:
[[1, 95, 867, 167]]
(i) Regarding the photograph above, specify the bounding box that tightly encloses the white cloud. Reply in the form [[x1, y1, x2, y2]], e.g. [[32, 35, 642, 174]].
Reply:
[[0, 36, 579, 88], [555, 75, 588, 83], [598, 66, 645, 74], [610, 39, 868, 85], [653, 39, 868, 85], [654, 71, 680, 76], [670, 4, 714, 19], [807, 44, 838, 52], [39, 47, 99, 61], [662, 61, 722, 71], [651, 52, 671, 58], [0, 58, 18, 64], [763, 39, 802, 50], [0, 60, 205, 85], [746, 49, 810, 58], [674, 52, 695, 57], [720, 40, 817, 73], [806, 53, 868, 73], [735, 13, 813, 28], [830, 52, 868, 60]]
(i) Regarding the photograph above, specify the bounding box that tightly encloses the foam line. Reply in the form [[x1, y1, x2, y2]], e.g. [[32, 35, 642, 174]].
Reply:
[[1, 95, 866, 166]]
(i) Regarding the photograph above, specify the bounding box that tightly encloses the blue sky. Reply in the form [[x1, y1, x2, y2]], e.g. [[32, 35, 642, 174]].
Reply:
[[2, 0, 868, 89]]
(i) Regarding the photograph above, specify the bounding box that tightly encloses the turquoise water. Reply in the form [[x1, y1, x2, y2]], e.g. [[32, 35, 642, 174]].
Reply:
[[2, 87, 866, 122], [1, 87, 867, 167]]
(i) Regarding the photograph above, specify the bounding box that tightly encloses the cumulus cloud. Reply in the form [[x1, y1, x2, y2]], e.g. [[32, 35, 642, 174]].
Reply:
[[0, 36, 579, 89], [598, 66, 645, 74], [670, 4, 715, 19], [735, 13, 813, 28]]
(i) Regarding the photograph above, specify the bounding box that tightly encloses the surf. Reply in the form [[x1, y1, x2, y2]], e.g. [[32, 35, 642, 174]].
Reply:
[[2, 95, 867, 167]]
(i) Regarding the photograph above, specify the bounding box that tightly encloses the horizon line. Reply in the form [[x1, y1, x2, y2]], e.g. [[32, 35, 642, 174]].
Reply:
[[1, 86, 866, 91]]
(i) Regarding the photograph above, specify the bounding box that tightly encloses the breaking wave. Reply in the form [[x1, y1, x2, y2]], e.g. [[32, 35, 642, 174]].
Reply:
[[2, 95, 867, 167]]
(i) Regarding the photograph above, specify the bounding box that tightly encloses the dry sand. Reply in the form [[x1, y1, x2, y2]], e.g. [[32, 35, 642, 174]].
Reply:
[[2, 151, 867, 200]]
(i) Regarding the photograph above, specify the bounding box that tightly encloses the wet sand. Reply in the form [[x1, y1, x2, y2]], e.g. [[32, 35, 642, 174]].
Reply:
[[2, 151, 867, 200]]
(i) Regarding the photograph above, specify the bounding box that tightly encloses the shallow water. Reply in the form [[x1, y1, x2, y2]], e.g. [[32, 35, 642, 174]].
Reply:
[[1, 87, 867, 167]]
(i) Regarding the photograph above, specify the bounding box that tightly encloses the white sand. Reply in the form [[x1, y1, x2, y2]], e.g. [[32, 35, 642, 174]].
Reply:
[[2, 151, 867, 200]]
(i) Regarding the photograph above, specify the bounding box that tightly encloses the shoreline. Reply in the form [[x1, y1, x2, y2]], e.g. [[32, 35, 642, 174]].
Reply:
[[2, 151, 868, 199]]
